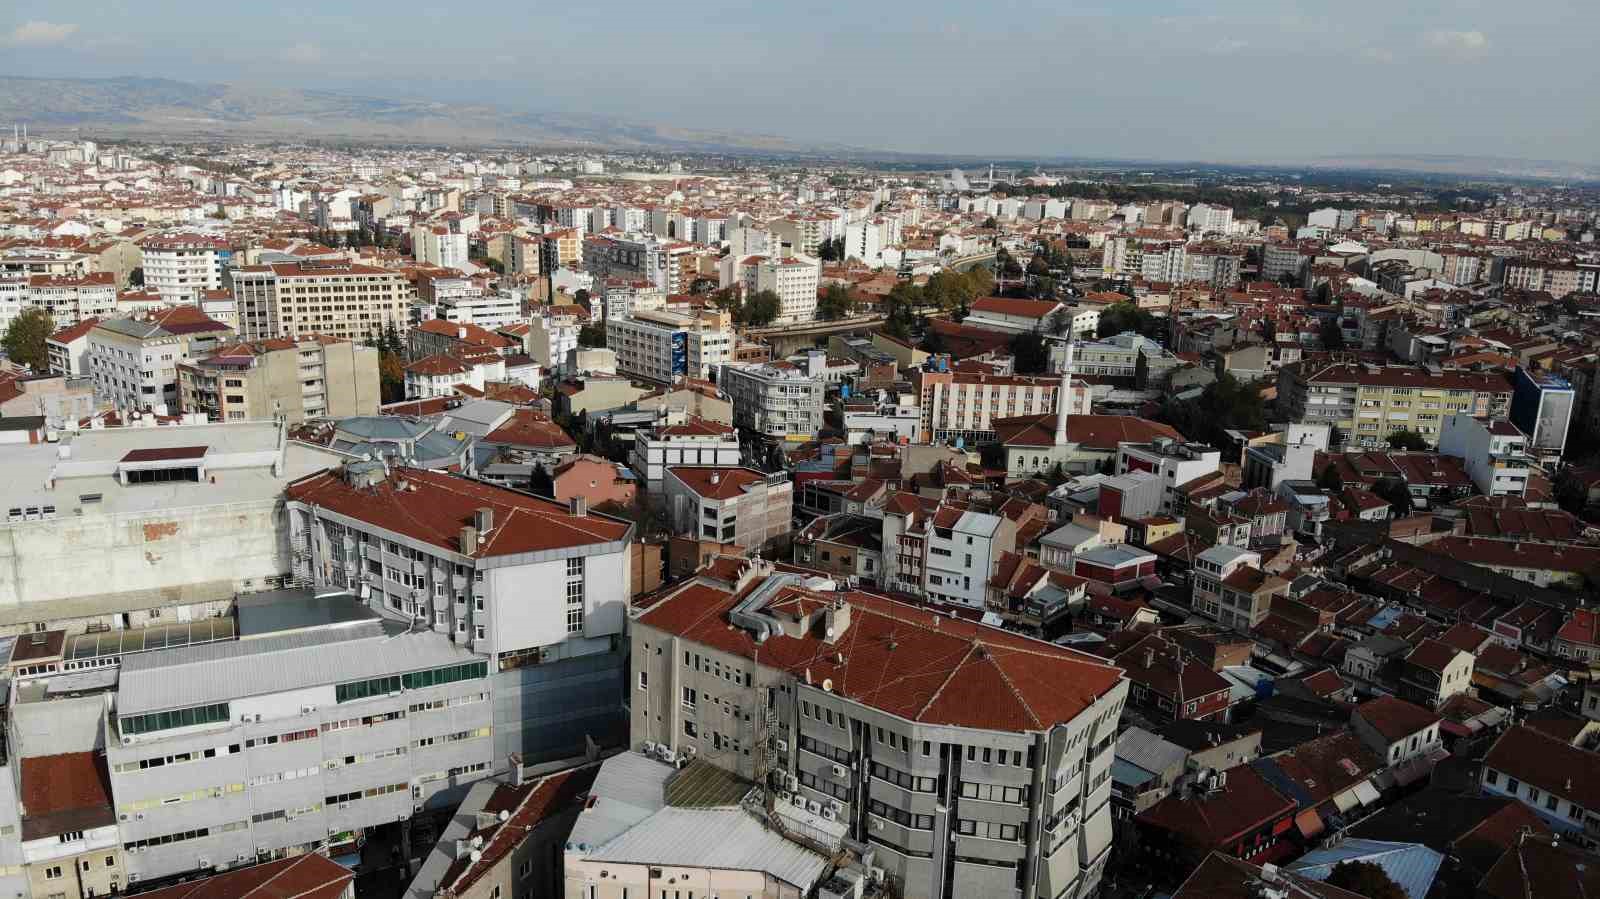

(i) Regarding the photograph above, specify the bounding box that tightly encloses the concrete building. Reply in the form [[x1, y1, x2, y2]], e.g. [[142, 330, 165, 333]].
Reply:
[[46, 317, 101, 378], [719, 360, 825, 442], [1115, 439, 1222, 515], [24, 272, 117, 329], [629, 415, 740, 493], [1437, 415, 1533, 497], [741, 255, 821, 323], [231, 261, 408, 344], [1190, 546, 1261, 624], [629, 559, 1130, 899], [662, 467, 794, 563], [1278, 362, 1514, 450], [606, 309, 735, 384], [139, 233, 234, 302], [913, 368, 1090, 445], [285, 462, 635, 762], [87, 307, 233, 412], [0, 420, 345, 632], [413, 224, 470, 271], [177, 336, 380, 424]]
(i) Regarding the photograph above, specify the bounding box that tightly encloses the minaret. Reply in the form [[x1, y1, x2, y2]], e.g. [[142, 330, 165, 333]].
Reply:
[[1054, 340, 1075, 447]]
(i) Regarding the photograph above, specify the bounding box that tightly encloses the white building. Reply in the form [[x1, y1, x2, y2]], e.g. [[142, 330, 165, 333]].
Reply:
[[741, 255, 820, 323], [438, 287, 522, 330], [138, 233, 234, 302], [1437, 414, 1533, 498], [412, 225, 470, 270], [606, 309, 734, 384], [22, 272, 117, 329], [628, 415, 740, 493], [719, 360, 825, 441], [1186, 204, 1234, 235], [1114, 438, 1221, 514]]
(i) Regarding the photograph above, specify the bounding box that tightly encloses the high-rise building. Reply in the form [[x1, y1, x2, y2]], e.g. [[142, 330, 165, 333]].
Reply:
[[87, 307, 234, 411], [1509, 367, 1574, 464], [719, 360, 825, 441], [138, 233, 235, 302], [739, 255, 821, 323], [606, 309, 734, 384], [629, 559, 1129, 899], [231, 261, 408, 343]]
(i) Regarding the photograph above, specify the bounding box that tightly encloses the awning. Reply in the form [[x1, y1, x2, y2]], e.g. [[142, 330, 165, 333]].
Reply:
[[1353, 779, 1382, 807], [1295, 808, 1325, 840], [1333, 788, 1361, 813]]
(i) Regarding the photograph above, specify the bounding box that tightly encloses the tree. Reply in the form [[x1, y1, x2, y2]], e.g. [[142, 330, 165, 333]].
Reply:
[[1009, 329, 1049, 374], [1386, 429, 1430, 451], [377, 351, 406, 404], [128, 266, 144, 287], [1324, 861, 1406, 899], [1, 308, 53, 372], [1046, 307, 1073, 336], [1156, 372, 1267, 448], [481, 257, 505, 274], [981, 216, 998, 229], [1320, 319, 1346, 350], [1317, 463, 1344, 493], [578, 324, 607, 347], [816, 283, 852, 321], [743, 290, 781, 327], [1372, 477, 1415, 516], [1097, 301, 1160, 339], [574, 288, 592, 310], [963, 265, 995, 299]]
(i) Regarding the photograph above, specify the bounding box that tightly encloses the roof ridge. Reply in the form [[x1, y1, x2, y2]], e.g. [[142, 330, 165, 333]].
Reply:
[[914, 641, 980, 723], [983, 644, 1044, 729]]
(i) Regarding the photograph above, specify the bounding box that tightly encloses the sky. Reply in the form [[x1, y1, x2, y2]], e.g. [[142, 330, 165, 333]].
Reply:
[[4, 1, 1597, 163]]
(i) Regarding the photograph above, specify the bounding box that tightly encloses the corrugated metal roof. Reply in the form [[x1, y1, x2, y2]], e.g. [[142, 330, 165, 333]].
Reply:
[[587, 806, 831, 891], [117, 623, 477, 715], [1289, 838, 1443, 899], [566, 751, 670, 851]]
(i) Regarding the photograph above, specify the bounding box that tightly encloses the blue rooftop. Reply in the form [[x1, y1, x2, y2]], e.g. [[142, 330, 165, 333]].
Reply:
[[1289, 839, 1443, 899]]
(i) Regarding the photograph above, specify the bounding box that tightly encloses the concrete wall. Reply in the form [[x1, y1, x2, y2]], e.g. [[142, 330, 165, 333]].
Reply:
[[0, 500, 288, 627]]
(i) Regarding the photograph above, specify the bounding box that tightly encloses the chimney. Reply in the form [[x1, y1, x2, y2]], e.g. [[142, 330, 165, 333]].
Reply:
[[510, 753, 524, 787], [710, 472, 721, 485], [1143, 647, 1156, 669], [474, 506, 494, 532], [459, 526, 478, 553], [569, 496, 587, 517]]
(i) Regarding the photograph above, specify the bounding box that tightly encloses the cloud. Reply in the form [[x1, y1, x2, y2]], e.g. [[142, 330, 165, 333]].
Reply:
[[1423, 30, 1489, 56], [6, 20, 78, 46], [283, 42, 324, 64]]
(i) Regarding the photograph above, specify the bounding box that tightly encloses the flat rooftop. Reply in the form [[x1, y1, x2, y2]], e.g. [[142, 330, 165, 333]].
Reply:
[[237, 589, 378, 638]]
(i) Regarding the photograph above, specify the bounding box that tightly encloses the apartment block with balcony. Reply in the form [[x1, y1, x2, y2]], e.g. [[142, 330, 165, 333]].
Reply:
[[1190, 546, 1261, 622], [719, 359, 825, 441], [178, 336, 379, 424], [231, 261, 408, 344], [1278, 362, 1513, 450], [607, 308, 734, 385], [630, 559, 1130, 899], [1437, 414, 1533, 497], [86, 307, 233, 412], [139, 233, 234, 302], [284, 462, 635, 763]]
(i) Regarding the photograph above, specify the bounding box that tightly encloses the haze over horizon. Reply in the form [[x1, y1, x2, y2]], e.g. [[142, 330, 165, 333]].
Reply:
[[4, 1, 1598, 165]]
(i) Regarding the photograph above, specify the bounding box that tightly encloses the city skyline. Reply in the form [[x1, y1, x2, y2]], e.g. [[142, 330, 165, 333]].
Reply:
[[4, 1, 1598, 164]]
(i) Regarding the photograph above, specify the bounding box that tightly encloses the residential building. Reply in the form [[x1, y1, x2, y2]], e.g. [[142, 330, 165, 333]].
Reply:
[[1114, 634, 1234, 722], [140, 233, 234, 302], [740, 254, 821, 323], [1277, 363, 1513, 449], [914, 368, 1090, 445], [1351, 696, 1443, 768], [1116, 439, 1222, 514], [46, 316, 100, 377], [438, 287, 523, 330], [177, 336, 379, 424], [25, 272, 117, 328], [413, 224, 469, 270], [1437, 415, 1533, 497], [231, 261, 408, 343], [1190, 546, 1261, 622], [661, 467, 793, 568], [1399, 638, 1475, 709], [629, 414, 740, 493], [523, 306, 583, 370], [1480, 724, 1600, 848], [285, 462, 635, 761], [719, 360, 825, 441], [1215, 566, 1288, 633], [629, 558, 1130, 899], [87, 307, 233, 411], [551, 454, 637, 510], [606, 309, 735, 384], [1508, 367, 1574, 464], [408, 320, 519, 362], [1074, 332, 1181, 387], [137, 855, 353, 899]]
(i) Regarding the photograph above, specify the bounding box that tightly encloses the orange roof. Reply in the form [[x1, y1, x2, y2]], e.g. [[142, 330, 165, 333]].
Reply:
[[132, 855, 353, 899]]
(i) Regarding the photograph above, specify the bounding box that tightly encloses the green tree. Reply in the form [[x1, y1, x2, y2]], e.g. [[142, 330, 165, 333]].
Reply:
[[817, 283, 852, 321], [1386, 429, 1430, 451], [578, 324, 607, 347], [1317, 463, 1344, 493], [129, 266, 144, 287], [1320, 319, 1346, 350], [481, 257, 505, 274], [1324, 861, 1406, 899], [743, 290, 782, 326], [1, 308, 53, 372], [1156, 372, 1267, 447], [1009, 329, 1049, 374], [963, 265, 995, 299], [981, 217, 998, 229], [1096, 302, 1160, 339], [1372, 477, 1415, 515], [1046, 308, 1073, 336]]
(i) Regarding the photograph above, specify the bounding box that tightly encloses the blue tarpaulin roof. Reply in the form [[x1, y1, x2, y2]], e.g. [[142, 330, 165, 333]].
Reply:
[[1289, 839, 1443, 899]]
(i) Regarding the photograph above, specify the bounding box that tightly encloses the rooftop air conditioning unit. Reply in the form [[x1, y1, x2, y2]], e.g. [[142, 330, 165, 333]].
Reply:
[[642, 741, 659, 757], [806, 799, 821, 814]]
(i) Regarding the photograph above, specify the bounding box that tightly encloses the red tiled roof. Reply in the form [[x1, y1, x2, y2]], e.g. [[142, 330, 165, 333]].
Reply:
[[483, 409, 577, 451], [20, 751, 115, 840], [48, 316, 101, 344], [440, 764, 600, 895], [1405, 637, 1466, 674], [993, 413, 1181, 449], [285, 467, 629, 558], [635, 576, 1123, 733], [666, 467, 768, 500], [1484, 724, 1600, 811], [121, 445, 207, 462], [969, 296, 1061, 318], [132, 855, 353, 899], [1354, 695, 1441, 743], [1137, 764, 1296, 849]]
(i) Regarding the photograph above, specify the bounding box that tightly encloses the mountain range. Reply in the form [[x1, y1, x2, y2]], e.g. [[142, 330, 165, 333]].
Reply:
[[0, 75, 859, 156]]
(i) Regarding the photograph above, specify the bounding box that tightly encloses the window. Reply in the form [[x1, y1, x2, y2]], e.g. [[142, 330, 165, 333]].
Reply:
[[682, 688, 696, 711], [45, 866, 62, 880], [121, 702, 231, 736], [638, 671, 648, 690], [1485, 770, 1498, 785]]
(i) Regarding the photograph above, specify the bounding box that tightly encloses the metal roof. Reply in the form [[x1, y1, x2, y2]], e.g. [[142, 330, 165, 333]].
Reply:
[[586, 806, 831, 891], [566, 751, 670, 852], [116, 622, 476, 715], [1115, 726, 1189, 778], [1289, 838, 1443, 899], [236, 590, 376, 637], [64, 617, 237, 664]]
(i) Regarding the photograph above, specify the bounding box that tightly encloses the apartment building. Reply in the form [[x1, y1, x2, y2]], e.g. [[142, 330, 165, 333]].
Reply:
[[46, 316, 100, 377], [740, 255, 821, 323], [437, 286, 522, 330], [284, 462, 635, 762], [1115, 439, 1222, 515], [1437, 415, 1533, 497], [1190, 546, 1261, 625], [87, 307, 233, 411], [719, 360, 825, 441], [913, 369, 1090, 445], [413, 225, 469, 270], [1503, 259, 1599, 298], [25, 272, 117, 328], [629, 415, 740, 492], [140, 233, 234, 302], [662, 466, 793, 564], [630, 559, 1130, 899], [1508, 367, 1575, 464], [177, 336, 380, 424], [606, 309, 735, 384], [1277, 362, 1513, 449], [231, 261, 408, 343], [408, 319, 519, 361]]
